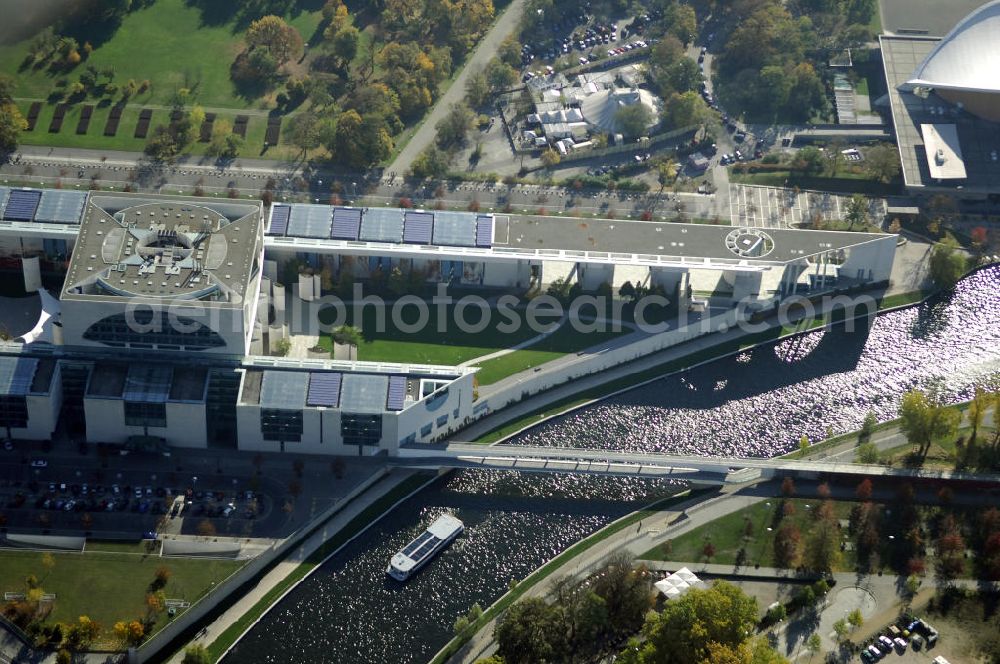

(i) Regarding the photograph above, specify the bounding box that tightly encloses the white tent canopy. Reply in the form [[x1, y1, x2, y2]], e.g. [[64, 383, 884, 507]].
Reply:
[[655, 567, 706, 599]]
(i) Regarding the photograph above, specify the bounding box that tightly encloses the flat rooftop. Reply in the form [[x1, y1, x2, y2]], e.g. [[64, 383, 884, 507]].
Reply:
[[62, 193, 262, 306], [240, 366, 455, 412], [879, 0, 986, 36], [881, 35, 1000, 193], [86, 363, 207, 402], [495, 215, 889, 265]]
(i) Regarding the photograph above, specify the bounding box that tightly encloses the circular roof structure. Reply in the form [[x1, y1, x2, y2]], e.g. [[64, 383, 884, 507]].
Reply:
[[907, 0, 1000, 94], [725, 228, 774, 258]]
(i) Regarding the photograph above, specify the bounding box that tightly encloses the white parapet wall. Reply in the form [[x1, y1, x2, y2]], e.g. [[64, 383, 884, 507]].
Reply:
[[480, 308, 742, 413]]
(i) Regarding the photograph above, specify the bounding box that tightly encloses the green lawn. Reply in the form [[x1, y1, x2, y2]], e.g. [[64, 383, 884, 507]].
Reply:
[[316, 302, 551, 366], [474, 323, 630, 385], [0, 549, 242, 648], [0, 0, 322, 109], [855, 76, 869, 98], [641, 498, 858, 571], [315, 301, 630, 376]]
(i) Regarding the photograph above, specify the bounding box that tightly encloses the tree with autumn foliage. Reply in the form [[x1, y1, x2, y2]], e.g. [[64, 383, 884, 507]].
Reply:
[[934, 514, 966, 582]]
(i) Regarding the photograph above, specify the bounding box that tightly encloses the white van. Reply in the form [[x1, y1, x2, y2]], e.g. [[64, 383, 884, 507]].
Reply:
[[933, 656, 952, 664]]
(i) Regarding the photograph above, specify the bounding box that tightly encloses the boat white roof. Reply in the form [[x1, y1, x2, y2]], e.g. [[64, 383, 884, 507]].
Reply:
[[921, 124, 967, 179], [427, 513, 463, 539], [906, 0, 1000, 93]]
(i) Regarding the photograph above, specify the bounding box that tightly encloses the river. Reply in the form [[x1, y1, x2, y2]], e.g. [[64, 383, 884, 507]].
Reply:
[[225, 265, 1000, 663]]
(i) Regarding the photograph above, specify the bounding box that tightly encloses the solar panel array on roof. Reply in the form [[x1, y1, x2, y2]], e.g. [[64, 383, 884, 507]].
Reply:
[[360, 208, 404, 243], [35, 190, 87, 224], [339, 374, 389, 414], [475, 215, 494, 248], [268, 204, 291, 236], [386, 376, 407, 411], [0, 357, 38, 396], [307, 372, 342, 407], [433, 211, 477, 247], [287, 204, 333, 238], [259, 371, 309, 409], [331, 207, 362, 240], [403, 211, 434, 244], [123, 365, 173, 403], [3, 189, 42, 222]]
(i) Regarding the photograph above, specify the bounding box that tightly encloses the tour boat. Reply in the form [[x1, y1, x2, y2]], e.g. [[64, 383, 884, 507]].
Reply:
[[387, 513, 464, 581]]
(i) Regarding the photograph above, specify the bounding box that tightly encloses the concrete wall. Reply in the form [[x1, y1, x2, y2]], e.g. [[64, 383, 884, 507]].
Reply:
[[478, 309, 742, 415], [84, 397, 208, 446], [577, 263, 614, 291], [482, 261, 530, 288], [237, 404, 394, 456], [395, 372, 476, 444], [838, 235, 897, 284], [166, 402, 208, 448], [59, 299, 251, 358]]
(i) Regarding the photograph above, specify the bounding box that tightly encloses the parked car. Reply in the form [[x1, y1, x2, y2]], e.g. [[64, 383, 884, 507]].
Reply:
[[30, 459, 47, 468]]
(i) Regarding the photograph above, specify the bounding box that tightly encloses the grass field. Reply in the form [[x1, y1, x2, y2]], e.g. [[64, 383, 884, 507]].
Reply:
[[0, 0, 323, 109], [641, 498, 859, 571], [0, 548, 242, 647], [474, 323, 630, 385]]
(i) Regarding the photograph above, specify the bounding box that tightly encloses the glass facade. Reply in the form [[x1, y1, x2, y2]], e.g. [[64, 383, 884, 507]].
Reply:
[[261, 409, 303, 442], [83, 312, 226, 350], [341, 413, 382, 446], [206, 369, 240, 448], [0, 396, 29, 430], [123, 401, 167, 428]]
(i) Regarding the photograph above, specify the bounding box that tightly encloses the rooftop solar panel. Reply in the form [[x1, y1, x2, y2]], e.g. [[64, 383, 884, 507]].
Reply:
[[35, 190, 88, 224], [307, 372, 342, 407], [402, 530, 436, 557], [360, 207, 404, 243], [286, 204, 333, 239], [331, 207, 362, 240], [403, 211, 433, 244], [386, 376, 406, 411], [3, 189, 42, 222], [475, 215, 494, 248], [433, 210, 477, 247], [0, 357, 39, 396], [123, 365, 173, 403], [259, 371, 309, 409], [268, 204, 291, 236], [339, 374, 389, 414]]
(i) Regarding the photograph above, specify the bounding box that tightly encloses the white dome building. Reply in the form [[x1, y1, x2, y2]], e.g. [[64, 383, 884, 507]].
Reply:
[[905, 0, 1000, 121]]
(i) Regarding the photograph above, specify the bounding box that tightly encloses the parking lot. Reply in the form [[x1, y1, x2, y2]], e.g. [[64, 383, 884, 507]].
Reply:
[[0, 441, 381, 543], [729, 184, 887, 228]]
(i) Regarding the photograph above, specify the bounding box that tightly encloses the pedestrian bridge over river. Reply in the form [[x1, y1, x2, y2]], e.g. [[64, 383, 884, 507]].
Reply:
[[394, 443, 1000, 488]]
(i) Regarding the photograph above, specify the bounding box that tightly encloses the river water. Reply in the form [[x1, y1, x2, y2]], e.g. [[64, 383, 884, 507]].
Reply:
[[222, 472, 683, 664], [507, 266, 1000, 456], [225, 266, 1000, 663]]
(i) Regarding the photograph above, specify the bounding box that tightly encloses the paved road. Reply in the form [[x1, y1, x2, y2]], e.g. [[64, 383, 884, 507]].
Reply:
[[386, 0, 528, 177], [1, 145, 721, 221]]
